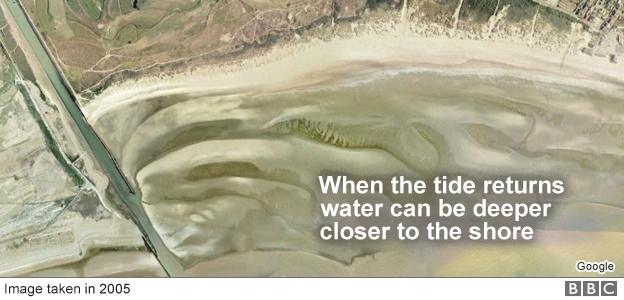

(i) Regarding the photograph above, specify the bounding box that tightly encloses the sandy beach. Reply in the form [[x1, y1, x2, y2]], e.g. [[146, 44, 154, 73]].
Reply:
[[85, 33, 624, 123]]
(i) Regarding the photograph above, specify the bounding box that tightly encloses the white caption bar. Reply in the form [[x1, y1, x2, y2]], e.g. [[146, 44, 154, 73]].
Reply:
[[0, 278, 620, 299]]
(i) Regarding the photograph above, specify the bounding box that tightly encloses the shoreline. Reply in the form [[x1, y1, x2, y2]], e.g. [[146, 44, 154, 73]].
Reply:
[[84, 33, 624, 123]]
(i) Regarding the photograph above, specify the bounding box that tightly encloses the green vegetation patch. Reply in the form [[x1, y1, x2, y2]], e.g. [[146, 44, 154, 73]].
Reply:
[[79, 0, 104, 20], [68, 20, 99, 40], [11, 48, 36, 83], [119, 0, 135, 14], [185, 161, 264, 181], [463, 0, 571, 28], [34, 0, 53, 33], [48, 0, 67, 22], [17, 81, 85, 187], [159, 120, 241, 155], [463, 0, 499, 22], [502, 0, 538, 22], [0, 28, 18, 52], [65, 0, 82, 14], [64, 66, 82, 83], [129, 12, 169, 29], [540, 6, 574, 31], [116, 23, 138, 44]]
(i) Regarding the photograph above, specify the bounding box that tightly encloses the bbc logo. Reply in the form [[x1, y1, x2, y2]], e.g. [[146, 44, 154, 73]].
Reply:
[[565, 281, 617, 296]]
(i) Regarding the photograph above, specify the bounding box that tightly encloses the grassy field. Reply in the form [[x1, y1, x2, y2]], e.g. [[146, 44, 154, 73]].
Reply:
[[18, 0, 580, 94]]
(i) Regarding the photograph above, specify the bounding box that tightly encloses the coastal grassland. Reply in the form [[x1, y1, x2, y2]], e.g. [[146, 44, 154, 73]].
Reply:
[[18, 0, 581, 96], [64, 0, 104, 20], [32, 0, 53, 33], [20, 0, 231, 91], [462, 0, 539, 22], [461, 0, 574, 29], [115, 24, 138, 45], [539, 6, 576, 30], [80, 0, 104, 20]]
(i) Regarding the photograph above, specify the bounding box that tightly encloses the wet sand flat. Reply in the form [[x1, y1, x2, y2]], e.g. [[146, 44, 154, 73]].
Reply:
[[89, 35, 624, 276]]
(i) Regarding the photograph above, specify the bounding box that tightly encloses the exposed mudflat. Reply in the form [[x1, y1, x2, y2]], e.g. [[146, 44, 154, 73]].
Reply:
[[90, 36, 624, 276]]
